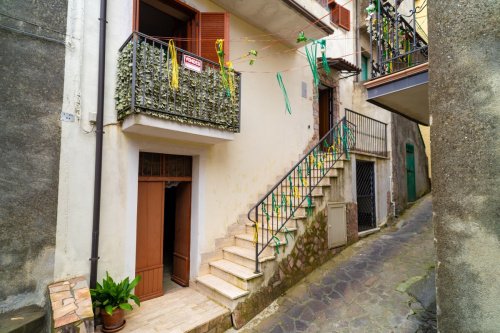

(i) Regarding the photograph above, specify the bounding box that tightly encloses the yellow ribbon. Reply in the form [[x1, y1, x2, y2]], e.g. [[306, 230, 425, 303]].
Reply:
[[293, 186, 300, 199], [253, 223, 259, 244], [168, 40, 179, 90]]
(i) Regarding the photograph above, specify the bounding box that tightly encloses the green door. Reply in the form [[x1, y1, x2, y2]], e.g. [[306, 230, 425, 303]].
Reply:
[[406, 143, 417, 202]]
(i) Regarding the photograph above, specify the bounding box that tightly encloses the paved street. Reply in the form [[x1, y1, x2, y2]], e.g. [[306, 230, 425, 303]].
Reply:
[[236, 195, 435, 333]]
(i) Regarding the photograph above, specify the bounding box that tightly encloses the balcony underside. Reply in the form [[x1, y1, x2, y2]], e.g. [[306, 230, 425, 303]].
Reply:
[[365, 63, 429, 126], [210, 0, 333, 46], [122, 113, 235, 144]]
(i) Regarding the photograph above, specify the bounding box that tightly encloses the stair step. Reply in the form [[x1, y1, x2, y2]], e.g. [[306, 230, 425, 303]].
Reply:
[[197, 274, 249, 300], [224, 246, 275, 262], [210, 259, 262, 281], [245, 222, 297, 234], [235, 233, 288, 247]]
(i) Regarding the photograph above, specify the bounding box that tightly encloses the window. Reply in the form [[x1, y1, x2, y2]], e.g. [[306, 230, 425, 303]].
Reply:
[[133, 0, 229, 62], [329, 1, 350, 31], [361, 55, 369, 81]]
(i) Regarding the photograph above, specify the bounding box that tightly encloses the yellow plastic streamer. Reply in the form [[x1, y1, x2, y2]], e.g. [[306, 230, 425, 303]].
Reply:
[[293, 186, 300, 199], [226, 61, 236, 102], [168, 40, 179, 90], [215, 39, 230, 96], [253, 223, 259, 244]]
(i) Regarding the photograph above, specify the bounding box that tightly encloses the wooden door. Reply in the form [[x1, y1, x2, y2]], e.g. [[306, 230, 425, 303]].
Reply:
[[319, 87, 334, 139], [135, 181, 164, 301], [406, 144, 417, 202], [171, 182, 191, 286]]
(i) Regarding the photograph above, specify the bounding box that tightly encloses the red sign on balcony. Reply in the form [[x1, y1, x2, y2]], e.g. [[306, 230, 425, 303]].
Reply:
[[183, 54, 203, 73]]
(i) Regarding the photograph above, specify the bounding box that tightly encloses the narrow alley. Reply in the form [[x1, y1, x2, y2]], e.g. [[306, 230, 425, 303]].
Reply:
[[236, 195, 435, 333]]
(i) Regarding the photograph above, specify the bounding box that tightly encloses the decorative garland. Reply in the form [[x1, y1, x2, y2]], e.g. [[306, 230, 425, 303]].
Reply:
[[168, 40, 179, 90]]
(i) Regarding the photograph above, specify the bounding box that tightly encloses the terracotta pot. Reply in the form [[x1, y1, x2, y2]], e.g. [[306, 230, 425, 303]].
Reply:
[[101, 308, 125, 331]]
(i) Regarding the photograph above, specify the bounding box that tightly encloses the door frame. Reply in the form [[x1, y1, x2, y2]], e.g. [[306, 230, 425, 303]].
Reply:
[[355, 159, 377, 232], [135, 175, 193, 300]]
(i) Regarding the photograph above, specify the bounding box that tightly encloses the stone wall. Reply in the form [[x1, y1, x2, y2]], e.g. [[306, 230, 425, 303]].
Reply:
[[391, 113, 431, 215], [232, 208, 358, 328], [0, 0, 67, 316], [429, 0, 500, 331]]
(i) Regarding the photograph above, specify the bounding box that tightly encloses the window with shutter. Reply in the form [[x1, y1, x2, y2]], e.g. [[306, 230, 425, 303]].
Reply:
[[199, 13, 230, 64], [330, 3, 350, 31]]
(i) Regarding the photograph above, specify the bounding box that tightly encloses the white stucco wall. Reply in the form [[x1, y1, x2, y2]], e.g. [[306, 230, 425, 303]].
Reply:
[[55, 0, 395, 284]]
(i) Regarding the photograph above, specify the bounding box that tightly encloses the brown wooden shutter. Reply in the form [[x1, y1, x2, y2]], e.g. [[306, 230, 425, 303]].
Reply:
[[330, 4, 350, 31], [340, 6, 350, 31], [199, 13, 230, 63]]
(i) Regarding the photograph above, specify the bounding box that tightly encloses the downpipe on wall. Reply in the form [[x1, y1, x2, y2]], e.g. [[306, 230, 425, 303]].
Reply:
[[90, 0, 107, 289]]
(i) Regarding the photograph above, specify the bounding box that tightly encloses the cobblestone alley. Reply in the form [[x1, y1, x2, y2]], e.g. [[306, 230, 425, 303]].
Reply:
[[235, 195, 435, 333]]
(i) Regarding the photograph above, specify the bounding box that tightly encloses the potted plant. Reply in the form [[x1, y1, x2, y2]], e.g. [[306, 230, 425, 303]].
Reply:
[[90, 272, 141, 332]]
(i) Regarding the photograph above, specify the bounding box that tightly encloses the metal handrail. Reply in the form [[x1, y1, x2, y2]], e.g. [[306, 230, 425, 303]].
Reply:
[[247, 118, 355, 273], [116, 31, 241, 132], [369, 0, 429, 79], [345, 109, 387, 157]]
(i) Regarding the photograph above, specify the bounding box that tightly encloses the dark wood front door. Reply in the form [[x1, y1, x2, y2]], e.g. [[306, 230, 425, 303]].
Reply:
[[172, 182, 191, 286], [319, 86, 335, 139], [135, 181, 165, 301]]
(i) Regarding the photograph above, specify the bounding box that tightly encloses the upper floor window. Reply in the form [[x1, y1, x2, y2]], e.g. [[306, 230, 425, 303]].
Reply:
[[329, 1, 350, 31], [133, 0, 229, 63]]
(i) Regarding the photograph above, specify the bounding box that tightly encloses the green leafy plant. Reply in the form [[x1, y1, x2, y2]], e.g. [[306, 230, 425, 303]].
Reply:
[[90, 272, 141, 316]]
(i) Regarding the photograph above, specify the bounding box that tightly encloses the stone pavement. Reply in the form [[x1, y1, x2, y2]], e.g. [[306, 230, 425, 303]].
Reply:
[[234, 195, 435, 333]]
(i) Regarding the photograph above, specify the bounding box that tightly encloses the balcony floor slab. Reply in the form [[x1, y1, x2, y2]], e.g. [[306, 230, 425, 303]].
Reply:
[[122, 114, 235, 144]]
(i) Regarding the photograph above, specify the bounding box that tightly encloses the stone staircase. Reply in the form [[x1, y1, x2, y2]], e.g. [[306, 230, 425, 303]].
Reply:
[[194, 160, 346, 311]]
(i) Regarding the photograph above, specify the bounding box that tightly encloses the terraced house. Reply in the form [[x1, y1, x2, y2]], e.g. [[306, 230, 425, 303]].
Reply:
[[0, 0, 430, 331]]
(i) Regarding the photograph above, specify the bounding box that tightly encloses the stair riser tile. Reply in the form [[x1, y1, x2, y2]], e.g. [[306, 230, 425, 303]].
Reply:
[[195, 282, 241, 310], [235, 238, 283, 256], [222, 251, 256, 270], [244, 225, 298, 237], [209, 266, 250, 290]]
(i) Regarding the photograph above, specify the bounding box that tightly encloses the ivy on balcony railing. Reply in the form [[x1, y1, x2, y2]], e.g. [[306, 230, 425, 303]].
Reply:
[[116, 33, 241, 132]]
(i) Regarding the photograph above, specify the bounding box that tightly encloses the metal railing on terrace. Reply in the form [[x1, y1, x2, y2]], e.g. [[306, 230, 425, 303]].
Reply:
[[368, 0, 428, 78], [116, 32, 241, 132], [345, 109, 387, 157]]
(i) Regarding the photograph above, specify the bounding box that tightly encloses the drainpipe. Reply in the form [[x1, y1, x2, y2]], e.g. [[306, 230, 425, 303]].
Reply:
[[90, 0, 107, 289]]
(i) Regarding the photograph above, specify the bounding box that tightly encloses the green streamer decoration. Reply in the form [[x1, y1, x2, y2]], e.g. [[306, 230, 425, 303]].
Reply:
[[276, 72, 292, 114], [288, 175, 294, 215], [319, 39, 331, 76], [262, 203, 270, 222], [298, 165, 305, 186], [307, 195, 313, 216], [283, 226, 294, 245], [273, 236, 281, 254], [281, 192, 287, 215], [247, 49, 258, 65], [272, 193, 279, 215]]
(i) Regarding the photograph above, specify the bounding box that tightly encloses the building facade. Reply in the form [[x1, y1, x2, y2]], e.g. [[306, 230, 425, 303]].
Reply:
[[1, 0, 430, 331]]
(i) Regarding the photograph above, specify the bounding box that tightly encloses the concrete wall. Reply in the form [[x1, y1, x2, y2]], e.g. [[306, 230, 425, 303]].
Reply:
[[0, 0, 67, 313], [429, 0, 500, 331], [391, 113, 430, 215]]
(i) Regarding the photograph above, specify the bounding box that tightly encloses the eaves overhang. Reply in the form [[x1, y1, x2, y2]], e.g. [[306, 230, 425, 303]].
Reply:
[[364, 63, 429, 125], [211, 0, 334, 46]]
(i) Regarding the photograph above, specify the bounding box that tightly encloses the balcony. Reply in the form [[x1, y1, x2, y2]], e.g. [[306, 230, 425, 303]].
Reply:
[[364, 0, 429, 125], [345, 109, 388, 158], [116, 32, 241, 144], [210, 0, 334, 46]]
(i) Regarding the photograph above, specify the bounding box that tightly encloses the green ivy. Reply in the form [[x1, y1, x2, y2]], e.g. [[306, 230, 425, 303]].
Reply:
[[115, 41, 240, 132]]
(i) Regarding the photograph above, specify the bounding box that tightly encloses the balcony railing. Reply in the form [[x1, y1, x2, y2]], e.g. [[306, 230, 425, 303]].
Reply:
[[116, 32, 241, 132], [368, 0, 428, 78], [345, 109, 387, 157]]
